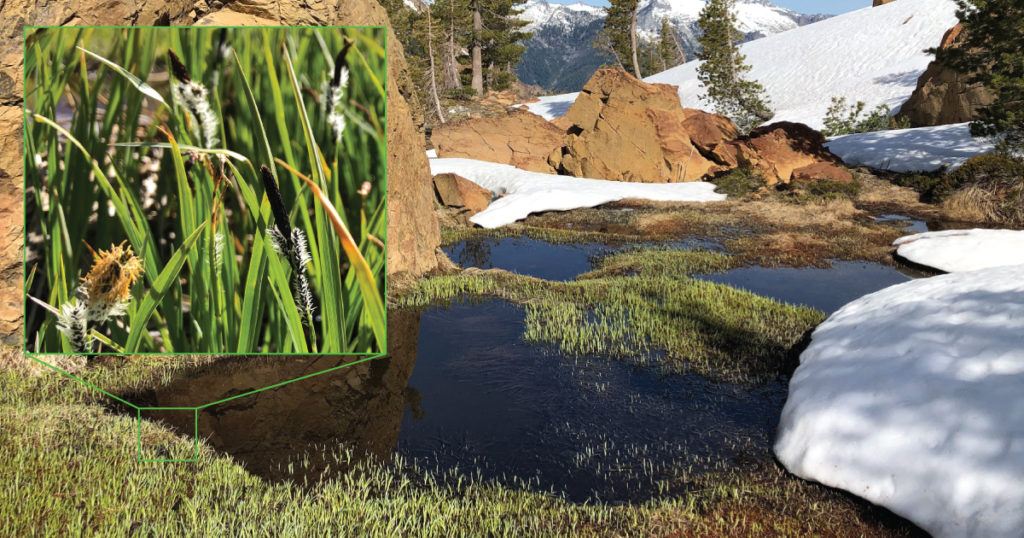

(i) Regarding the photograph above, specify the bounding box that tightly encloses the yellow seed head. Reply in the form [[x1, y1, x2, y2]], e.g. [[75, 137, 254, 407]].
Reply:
[[82, 241, 144, 305]]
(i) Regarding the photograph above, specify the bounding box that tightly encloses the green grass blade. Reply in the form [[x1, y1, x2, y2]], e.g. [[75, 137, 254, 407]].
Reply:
[[124, 224, 206, 352], [77, 46, 166, 105]]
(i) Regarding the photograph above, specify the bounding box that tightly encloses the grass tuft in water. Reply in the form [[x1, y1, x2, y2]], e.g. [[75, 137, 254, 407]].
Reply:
[[395, 265, 824, 383], [579, 248, 736, 280]]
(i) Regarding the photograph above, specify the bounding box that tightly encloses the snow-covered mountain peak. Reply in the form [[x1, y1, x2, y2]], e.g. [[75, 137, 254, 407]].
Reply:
[[520, 0, 604, 31]]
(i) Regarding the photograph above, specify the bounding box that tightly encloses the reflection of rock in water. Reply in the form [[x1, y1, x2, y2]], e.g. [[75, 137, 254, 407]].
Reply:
[[142, 310, 421, 482]]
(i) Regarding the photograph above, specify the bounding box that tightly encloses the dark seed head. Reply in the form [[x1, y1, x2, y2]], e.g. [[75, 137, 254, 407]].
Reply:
[[331, 39, 354, 89], [260, 165, 292, 240], [168, 50, 191, 83]]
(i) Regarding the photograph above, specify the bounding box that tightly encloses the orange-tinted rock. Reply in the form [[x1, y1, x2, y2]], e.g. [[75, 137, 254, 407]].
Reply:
[[728, 122, 842, 185], [900, 23, 996, 127], [549, 68, 729, 182], [681, 109, 739, 153], [432, 110, 562, 173], [791, 162, 855, 183], [433, 173, 492, 216]]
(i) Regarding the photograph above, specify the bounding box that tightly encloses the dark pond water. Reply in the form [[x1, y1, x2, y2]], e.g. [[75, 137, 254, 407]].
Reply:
[[137, 302, 786, 503], [443, 236, 722, 281], [443, 237, 607, 280], [446, 237, 916, 314], [696, 261, 914, 314], [398, 301, 785, 502], [873, 214, 929, 234]]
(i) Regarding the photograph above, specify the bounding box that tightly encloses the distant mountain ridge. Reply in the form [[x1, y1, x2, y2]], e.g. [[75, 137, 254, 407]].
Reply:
[[516, 0, 830, 93]]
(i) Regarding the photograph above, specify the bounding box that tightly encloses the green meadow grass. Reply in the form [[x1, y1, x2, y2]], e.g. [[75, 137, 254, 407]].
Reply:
[[396, 254, 824, 384], [0, 350, 919, 537], [23, 26, 387, 354]]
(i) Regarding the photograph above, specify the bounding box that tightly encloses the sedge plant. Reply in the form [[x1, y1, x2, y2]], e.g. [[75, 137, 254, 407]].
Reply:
[[23, 26, 387, 354]]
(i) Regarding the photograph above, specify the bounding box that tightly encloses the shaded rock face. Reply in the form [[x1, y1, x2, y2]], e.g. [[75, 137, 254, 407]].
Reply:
[[432, 110, 562, 173], [901, 24, 996, 127], [139, 309, 422, 481], [433, 173, 492, 216], [0, 107, 20, 343], [873, 0, 896, 6], [548, 68, 729, 183], [727, 122, 843, 186], [0, 0, 441, 340]]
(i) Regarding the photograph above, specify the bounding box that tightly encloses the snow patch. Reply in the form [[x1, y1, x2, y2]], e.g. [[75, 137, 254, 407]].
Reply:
[[826, 123, 994, 172], [429, 158, 725, 228], [893, 229, 1024, 273], [775, 264, 1024, 538]]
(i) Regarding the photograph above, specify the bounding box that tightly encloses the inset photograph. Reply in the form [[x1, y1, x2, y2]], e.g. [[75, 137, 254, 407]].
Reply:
[[23, 26, 387, 355]]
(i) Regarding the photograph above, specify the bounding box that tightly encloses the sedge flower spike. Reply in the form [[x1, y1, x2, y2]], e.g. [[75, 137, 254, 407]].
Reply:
[[52, 241, 143, 353], [81, 241, 144, 323], [56, 300, 90, 353], [261, 166, 317, 325], [326, 42, 353, 142], [168, 50, 220, 149]]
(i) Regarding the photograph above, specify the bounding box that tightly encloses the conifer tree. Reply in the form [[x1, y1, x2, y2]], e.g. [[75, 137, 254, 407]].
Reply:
[[657, 17, 684, 71], [601, 0, 642, 78], [938, 0, 1024, 151], [481, 0, 531, 90], [696, 0, 772, 133]]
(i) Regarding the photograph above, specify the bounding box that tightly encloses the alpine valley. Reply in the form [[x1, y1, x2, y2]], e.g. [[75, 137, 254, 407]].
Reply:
[[517, 0, 830, 92]]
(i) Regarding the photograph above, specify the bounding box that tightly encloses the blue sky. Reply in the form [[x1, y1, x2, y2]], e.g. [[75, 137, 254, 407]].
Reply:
[[774, 0, 865, 13], [551, 0, 867, 15]]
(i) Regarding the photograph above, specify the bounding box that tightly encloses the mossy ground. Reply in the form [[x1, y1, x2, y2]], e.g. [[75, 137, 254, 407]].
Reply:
[[1, 346, 922, 537]]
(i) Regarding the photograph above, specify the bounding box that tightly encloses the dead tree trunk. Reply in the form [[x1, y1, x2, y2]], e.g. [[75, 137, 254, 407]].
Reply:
[[629, 6, 642, 78], [441, 4, 461, 90], [427, 6, 446, 124], [471, 0, 484, 95]]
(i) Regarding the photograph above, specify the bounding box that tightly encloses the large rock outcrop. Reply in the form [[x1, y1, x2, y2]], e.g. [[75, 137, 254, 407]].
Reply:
[[548, 68, 730, 183], [716, 122, 848, 186], [0, 0, 442, 341], [900, 24, 996, 127], [431, 110, 562, 173]]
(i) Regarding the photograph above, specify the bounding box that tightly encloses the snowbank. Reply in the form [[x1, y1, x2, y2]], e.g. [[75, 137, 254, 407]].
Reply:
[[775, 264, 1024, 538], [893, 229, 1024, 272], [527, 0, 958, 129], [429, 158, 725, 228], [826, 123, 994, 172]]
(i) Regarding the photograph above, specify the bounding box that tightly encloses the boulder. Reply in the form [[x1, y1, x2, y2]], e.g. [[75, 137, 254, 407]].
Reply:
[[790, 162, 855, 183], [873, 0, 896, 6], [432, 173, 492, 216], [0, 0, 444, 341], [548, 68, 728, 183], [727, 122, 844, 186], [900, 24, 996, 127], [681, 108, 739, 154], [431, 110, 562, 173]]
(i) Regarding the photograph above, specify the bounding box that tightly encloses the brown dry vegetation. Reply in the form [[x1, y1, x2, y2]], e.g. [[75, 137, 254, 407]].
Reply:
[[516, 197, 907, 269]]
